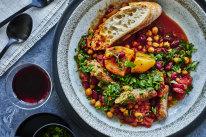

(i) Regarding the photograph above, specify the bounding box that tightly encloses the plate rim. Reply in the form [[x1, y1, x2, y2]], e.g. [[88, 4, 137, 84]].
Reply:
[[52, 0, 206, 136]]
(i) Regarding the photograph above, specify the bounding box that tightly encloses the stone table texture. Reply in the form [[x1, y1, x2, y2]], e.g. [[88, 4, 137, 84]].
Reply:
[[0, 26, 205, 137]]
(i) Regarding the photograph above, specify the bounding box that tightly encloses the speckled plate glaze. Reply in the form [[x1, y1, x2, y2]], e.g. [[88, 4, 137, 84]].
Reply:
[[54, 0, 206, 136]]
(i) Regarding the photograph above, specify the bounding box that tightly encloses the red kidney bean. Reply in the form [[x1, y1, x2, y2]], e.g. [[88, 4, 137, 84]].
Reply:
[[155, 48, 162, 54], [114, 51, 125, 59], [165, 77, 170, 85], [106, 7, 115, 14], [100, 96, 105, 103], [171, 72, 178, 81], [165, 62, 173, 71], [176, 47, 183, 50], [163, 35, 174, 42], [117, 113, 124, 119], [91, 76, 98, 85], [82, 81, 90, 89], [162, 48, 167, 53], [92, 90, 99, 101], [171, 40, 179, 48], [155, 61, 163, 70], [137, 34, 146, 44]]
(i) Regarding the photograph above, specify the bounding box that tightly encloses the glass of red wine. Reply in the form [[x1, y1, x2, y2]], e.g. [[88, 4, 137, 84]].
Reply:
[[5, 63, 52, 110]]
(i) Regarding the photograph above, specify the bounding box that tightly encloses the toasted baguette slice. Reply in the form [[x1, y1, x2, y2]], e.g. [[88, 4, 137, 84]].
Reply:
[[89, 2, 162, 51]]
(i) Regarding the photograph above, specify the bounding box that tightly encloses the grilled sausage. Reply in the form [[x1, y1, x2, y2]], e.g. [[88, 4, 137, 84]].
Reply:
[[87, 60, 113, 82], [115, 89, 157, 104], [156, 85, 169, 120]]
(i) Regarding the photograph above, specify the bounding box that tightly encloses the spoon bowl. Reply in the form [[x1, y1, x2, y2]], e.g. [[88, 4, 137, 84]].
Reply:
[[7, 14, 33, 43], [0, 14, 33, 59]]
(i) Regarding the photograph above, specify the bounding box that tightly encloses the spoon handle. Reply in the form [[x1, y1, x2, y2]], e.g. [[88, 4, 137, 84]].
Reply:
[[0, 39, 16, 59], [0, 4, 33, 28]]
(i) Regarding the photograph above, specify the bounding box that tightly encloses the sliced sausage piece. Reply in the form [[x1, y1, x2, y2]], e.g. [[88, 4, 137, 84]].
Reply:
[[115, 89, 157, 104], [87, 60, 113, 83], [156, 85, 169, 120]]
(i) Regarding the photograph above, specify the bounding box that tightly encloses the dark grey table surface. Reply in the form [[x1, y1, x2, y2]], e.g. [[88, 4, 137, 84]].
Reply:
[[0, 1, 206, 136]]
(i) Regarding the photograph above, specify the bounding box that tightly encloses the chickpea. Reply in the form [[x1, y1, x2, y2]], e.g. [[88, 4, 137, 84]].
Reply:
[[93, 53, 97, 58], [95, 101, 101, 108], [152, 42, 159, 48], [110, 108, 115, 113], [154, 35, 160, 42], [168, 96, 173, 101], [147, 37, 153, 42], [152, 27, 158, 35], [185, 57, 190, 64], [108, 96, 112, 101], [148, 47, 155, 53], [90, 85, 95, 89], [90, 99, 96, 105], [132, 41, 138, 47], [142, 48, 147, 53], [123, 110, 129, 116], [89, 28, 94, 34], [125, 44, 130, 48], [120, 107, 126, 112], [176, 78, 180, 81], [146, 30, 153, 36], [134, 112, 142, 118], [147, 41, 152, 46], [134, 104, 139, 109], [107, 111, 113, 118], [159, 42, 163, 48], [164, 42, 170, 48], [145, 105, 150, 110], [128, 104, 133, 109], [173, 58, 179, 63], [138, 45, 143, 50], [122, 2, 129, 8], [87, 49, 94, 55], [103, 18, 107, 22], [182, 70, 188, 75], [85, 88, 92, 96], [138, 102, 142, 105]]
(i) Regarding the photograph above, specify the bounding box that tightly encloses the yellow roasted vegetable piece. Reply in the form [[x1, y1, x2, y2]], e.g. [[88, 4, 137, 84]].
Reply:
[[131, 52, 155, 73], [105, 46, 134, 76]]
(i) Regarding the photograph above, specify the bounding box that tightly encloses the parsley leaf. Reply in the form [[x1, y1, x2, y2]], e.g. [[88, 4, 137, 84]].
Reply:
[[186, 85, 193, 95], [124, 59, 136, 68], [152, 107, 156, 115]]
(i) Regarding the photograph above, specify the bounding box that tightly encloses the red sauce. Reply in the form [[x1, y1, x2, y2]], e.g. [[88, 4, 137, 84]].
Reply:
[[152, 12, 188, 41]]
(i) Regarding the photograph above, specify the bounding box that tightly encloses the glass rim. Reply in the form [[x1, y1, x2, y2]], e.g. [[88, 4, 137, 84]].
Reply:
[[5, 62, 53, 110]]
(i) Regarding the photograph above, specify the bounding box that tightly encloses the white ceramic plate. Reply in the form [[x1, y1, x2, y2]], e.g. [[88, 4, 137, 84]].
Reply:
[[53, 0, 206, 136]]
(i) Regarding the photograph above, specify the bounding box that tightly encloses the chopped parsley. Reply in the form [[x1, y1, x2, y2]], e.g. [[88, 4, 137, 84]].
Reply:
[[186, 85, 193, 95], [138, 115, 143, 119], [152, 107, 156, 115], [104, 83, 121, 105], [146, 113, 150, 116], [124, 59, 136, 68]]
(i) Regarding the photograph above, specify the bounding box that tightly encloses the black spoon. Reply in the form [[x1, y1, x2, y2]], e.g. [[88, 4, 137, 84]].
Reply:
[[0, 0, 53, 28], [0, 14, 33, 59]]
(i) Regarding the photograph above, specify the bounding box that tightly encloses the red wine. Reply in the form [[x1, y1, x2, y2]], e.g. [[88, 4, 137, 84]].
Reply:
[[12, 65, 51, 103]]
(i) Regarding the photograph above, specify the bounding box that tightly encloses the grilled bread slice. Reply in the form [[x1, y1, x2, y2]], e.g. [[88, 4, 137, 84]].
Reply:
[[89, 2, 162, 51]]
